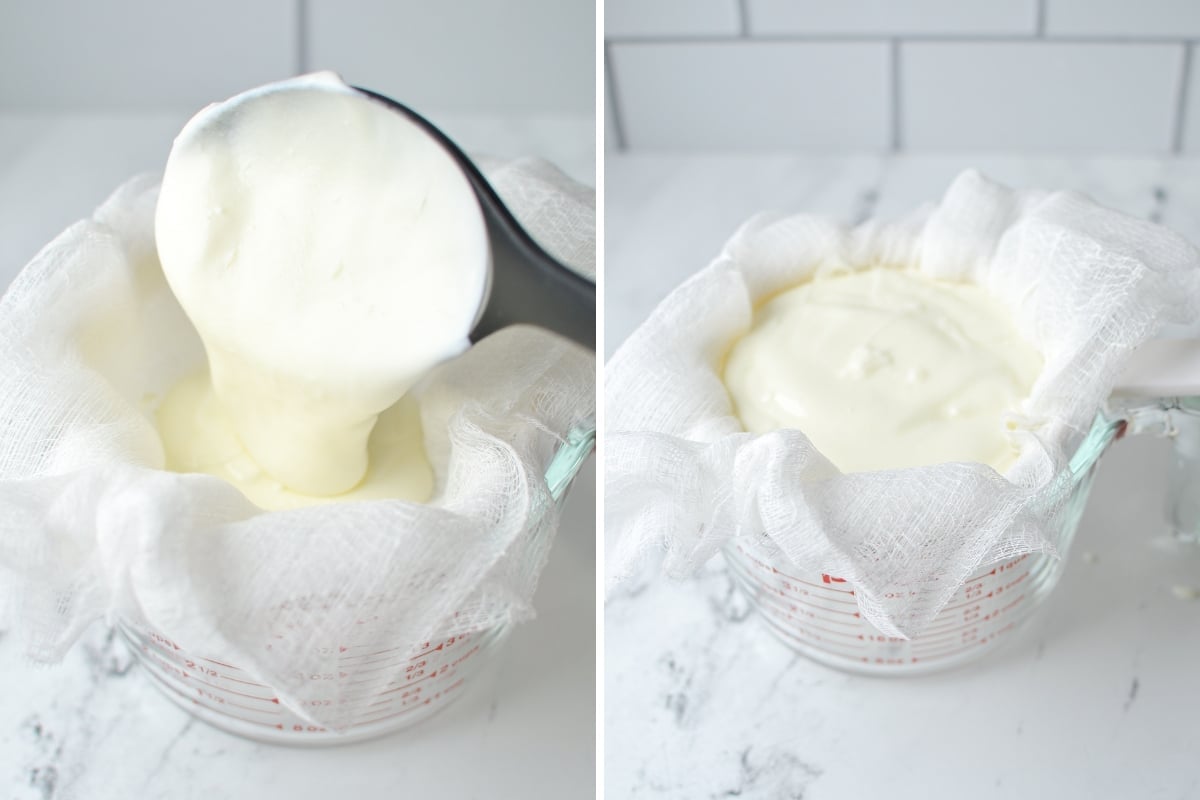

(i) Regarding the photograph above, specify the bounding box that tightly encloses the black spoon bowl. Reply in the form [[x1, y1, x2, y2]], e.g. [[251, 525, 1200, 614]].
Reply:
[[355, 87, 596, 351]]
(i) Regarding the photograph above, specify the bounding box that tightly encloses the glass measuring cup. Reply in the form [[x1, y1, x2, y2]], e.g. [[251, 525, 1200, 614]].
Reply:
[[119, 425, 595, 745], [723, 396, 1199, 675]]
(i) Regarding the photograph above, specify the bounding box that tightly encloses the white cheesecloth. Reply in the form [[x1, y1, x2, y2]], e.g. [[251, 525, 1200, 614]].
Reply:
[[0, 158, 595, 728], [606, 170, 1200, 639]]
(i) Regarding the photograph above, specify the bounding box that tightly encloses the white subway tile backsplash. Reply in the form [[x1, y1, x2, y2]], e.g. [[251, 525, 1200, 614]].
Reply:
[[748, 0, 1036, 37], [307, 0, 594, 116], [606, 0, 741, 38], [1046, 0, 1200, 38], [0, 0, 297, 109], [609, 42, 890, 151], [902, 43, 1182, 152]]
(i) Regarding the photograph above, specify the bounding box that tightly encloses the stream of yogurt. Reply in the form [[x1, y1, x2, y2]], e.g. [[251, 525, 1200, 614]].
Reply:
[[157, 369, 434, 509], [154, 73, 487, 503], [722, 267, 1043, 473]]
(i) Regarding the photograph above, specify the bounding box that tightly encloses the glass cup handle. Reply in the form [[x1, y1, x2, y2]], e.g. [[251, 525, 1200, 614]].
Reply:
[[1108, 395, 1200, 544], [1163, 398, 1200, 543]]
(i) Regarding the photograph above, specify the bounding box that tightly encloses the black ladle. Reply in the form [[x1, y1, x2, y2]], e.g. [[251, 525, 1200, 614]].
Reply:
[[356, 87, 596, 350]]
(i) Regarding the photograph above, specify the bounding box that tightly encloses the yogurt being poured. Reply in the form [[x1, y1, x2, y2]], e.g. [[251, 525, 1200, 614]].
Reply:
[[722, 267, 1044, 473], [155, 73, 488, 496]]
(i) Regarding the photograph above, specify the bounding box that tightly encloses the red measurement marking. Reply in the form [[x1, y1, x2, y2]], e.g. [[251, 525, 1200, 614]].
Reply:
[[348, 681, 465, 729], [345, 670, 405, 687], [349, 700, 430, 727], [766, 581, 858, 606], [341, 663, 410, 681], [751, 600, 857, 635], [410, 643, 444, 659], [940, 595, 990, 613], [197, 655, 239, 670], [777, 599, 864, 618], [910, 627, 981, 649], [767, 624, 874, 658], [912, 618, 1017, 660], [762, 606, 1003, 662], [368, 688, 421, 708], [765, 586, 863, 616], [921, 606, 995, 635], [964, 555, 1029, 583], [147, 631, 182, 651], [140, 663, 208, 706], [450, 645, 481, 668], [340, 648, 463, 688], [997, 593, 1026, 616], [143, 668, 301, 727], [184, 672, 278, 703], [209, 672, 269, 688], [734, 546, 856, 595], [923, 594, 1016, 633], [860, 633, 908, 644], [338, 644, 407, 659], [912, 604, 1027, 652], [144, 643, 259, 685], [1003, 572, 1030, 592], [377, 672, 438, 695], [145, 650, 189, 681], [337, 654, 409, 669], [752, 588, 863, 625], [780, 617, 864, 640], [225, 699, 281, 716], [759, 611, 870, 649]]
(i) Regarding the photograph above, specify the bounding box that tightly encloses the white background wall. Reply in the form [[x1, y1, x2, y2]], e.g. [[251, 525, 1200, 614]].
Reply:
[[606, 0, 1200, 153], [0, 0, 595, 116], [0, 0, 596, 294]]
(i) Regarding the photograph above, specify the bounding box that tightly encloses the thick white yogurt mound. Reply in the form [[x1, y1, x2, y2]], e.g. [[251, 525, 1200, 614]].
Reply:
[[723, 268, 1043, 473], [155, 72, 488, 496]]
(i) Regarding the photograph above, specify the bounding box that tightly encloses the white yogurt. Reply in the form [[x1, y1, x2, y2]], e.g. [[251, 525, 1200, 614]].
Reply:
[[723, 268, 1043, 473], [157, 369, 434, 510], [155, 73, 487, 496]]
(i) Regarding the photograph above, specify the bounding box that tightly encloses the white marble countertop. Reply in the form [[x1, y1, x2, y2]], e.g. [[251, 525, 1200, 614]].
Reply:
[[605, 153, 1200, 799], [0, 111, 596, 800]]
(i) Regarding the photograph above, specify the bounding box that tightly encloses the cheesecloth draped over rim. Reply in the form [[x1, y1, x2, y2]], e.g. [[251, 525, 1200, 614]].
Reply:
[[0, 157, 595, 729], [606, 170, 1200, 638]]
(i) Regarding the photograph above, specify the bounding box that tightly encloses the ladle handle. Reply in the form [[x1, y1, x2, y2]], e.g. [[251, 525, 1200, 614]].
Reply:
[[355, 87, 596, 350], [468, 185, 596, 348]]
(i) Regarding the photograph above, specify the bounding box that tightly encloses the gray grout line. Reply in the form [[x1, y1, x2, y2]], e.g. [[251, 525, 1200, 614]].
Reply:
[[604, 41, 629, 152], [295, 0, 309, 74], [890, 39, 902, 152], [605, 33, 1200, 45], [605, 25, 1194, 156], [1173, 42, 1193, 154]]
